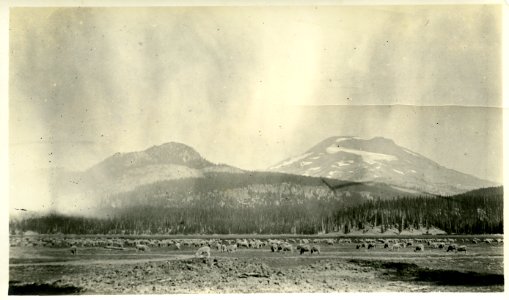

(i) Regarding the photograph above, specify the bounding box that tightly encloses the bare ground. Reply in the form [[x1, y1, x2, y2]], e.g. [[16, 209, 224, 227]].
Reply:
[[9, 241, 504, 294]]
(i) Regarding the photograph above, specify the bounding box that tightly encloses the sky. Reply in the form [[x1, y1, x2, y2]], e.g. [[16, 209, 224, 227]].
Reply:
[[8, 5, 503, 212]]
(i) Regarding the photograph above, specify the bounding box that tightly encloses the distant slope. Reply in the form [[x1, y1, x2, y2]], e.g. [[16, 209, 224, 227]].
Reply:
[[88, 172, 420, 234], [98, 171, 415, 211], [454, 186, 503, 198], [269, 136, 497, 195]]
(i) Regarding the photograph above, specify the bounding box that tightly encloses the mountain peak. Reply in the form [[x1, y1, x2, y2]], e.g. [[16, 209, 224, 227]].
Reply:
[[269, 135, 496, 195], [309, 136, 403, 158], [89, 141, 214, 176], [145, 142, 208, 166]]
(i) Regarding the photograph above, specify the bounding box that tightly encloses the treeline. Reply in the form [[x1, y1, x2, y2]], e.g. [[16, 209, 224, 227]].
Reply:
[[335, 187, 503, 234], [10, 186, 503, 235]]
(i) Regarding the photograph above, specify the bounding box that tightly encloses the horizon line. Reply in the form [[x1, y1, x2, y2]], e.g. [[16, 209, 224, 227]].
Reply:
[[292, 104, 503, 109]]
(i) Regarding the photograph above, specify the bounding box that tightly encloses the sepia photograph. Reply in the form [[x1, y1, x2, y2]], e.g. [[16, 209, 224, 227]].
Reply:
[[4, 0, 505, 295]]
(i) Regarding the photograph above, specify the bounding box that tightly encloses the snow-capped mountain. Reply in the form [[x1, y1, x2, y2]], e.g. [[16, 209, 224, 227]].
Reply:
[[268, 136, 497, 195]]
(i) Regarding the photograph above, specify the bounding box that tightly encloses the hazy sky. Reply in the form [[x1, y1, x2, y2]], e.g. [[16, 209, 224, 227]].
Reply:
[[8, 5, 502, 212]]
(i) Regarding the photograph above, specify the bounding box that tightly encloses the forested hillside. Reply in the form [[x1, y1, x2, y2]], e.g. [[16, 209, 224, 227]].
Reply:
[[10, 183, 502, 235], [335, 186, 503, 235]]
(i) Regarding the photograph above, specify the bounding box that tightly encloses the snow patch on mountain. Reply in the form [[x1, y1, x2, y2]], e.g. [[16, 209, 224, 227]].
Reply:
[[328, 171, 341, 177], [336, 136, 362, 143], [392, 169, 404, 175], [334, 161, 352, 168], [270, 152, 312, 169], [325, 146, 398, 164], [403, 148, 420, 157]]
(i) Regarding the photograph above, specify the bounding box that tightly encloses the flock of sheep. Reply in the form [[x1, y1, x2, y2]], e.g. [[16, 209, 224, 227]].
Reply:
[[353, 238, 484, 253], [9, 236, 502, 257]]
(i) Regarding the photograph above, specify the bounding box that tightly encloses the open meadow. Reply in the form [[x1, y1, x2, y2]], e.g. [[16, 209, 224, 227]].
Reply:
[[9, 235, 504, 294]]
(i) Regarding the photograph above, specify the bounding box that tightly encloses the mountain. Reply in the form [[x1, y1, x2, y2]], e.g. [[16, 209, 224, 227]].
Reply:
[[51, 142, 244, 213], [268, 136, 497, 195], [82, 142, 243, 191], [52, 141, 417, 215], [88, 142, 214, 176]]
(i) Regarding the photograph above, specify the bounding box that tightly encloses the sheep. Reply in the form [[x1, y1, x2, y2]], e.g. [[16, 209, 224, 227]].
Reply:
[[432, 242, 446, 249], [70, 245, 78, 255], [136, 244, 149, 252], [271, 244, 278, 252], [226, 244, 237, 253], [221, 244, 227, 252], [195, 246, 211, 258], [457, 245, 467, 252], [414, 244, 424, 252], [390, 243, 402, 251], [298, 244, 311, 255], [367, 243, 376, 250], [113, 242, 124, 249], [237, 239, 249, 248], [446, 244, 457, 252], [280, 243, 293, 253], [311, 245, 320, 254], [175, 242, 181, 250], [253, 240, 263, 249], [249, 240, 262, 249]]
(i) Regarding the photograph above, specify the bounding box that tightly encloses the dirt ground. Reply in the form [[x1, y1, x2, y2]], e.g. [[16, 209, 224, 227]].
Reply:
[[9, 238, 504, 294]]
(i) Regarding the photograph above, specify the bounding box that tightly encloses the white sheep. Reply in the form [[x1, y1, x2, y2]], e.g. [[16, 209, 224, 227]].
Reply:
[[226, 244, 237, 253], [195, 246, 211, 258]]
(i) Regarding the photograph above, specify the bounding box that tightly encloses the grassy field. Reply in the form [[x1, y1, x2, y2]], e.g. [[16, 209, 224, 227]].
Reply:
[[9, 236, 504, 294]]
